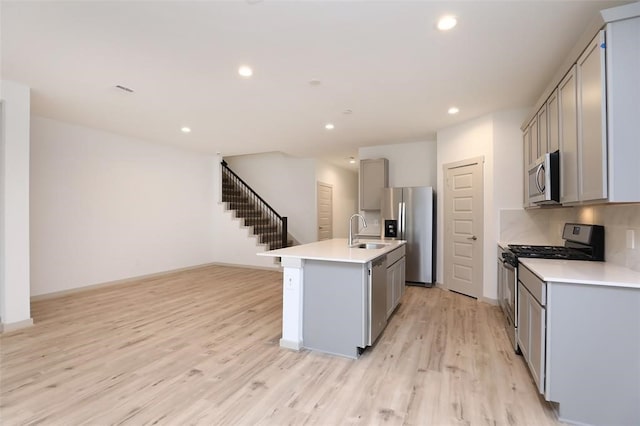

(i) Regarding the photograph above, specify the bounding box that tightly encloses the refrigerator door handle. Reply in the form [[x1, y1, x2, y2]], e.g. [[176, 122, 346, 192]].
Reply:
[[397, 202, 403, 237], [401, 202, 406, 239]]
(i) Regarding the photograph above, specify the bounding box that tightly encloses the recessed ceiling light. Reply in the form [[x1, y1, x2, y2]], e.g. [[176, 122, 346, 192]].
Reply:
[[181, 127, 191, 133], [448, 107, 460, 115], [437, 15, 457, 31], [325, 123, 335, 130], [349, 157, 356, 164], [343, 109, 353, 115], [238, 65, 253, 78], [309, 79, 322, 86]]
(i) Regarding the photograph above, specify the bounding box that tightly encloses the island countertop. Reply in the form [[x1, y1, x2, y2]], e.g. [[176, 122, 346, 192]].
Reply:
[[258, 238, 406, 264]]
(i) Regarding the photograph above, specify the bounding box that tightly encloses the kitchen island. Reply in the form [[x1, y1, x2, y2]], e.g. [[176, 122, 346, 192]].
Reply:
[[259, 238, 406, 358]]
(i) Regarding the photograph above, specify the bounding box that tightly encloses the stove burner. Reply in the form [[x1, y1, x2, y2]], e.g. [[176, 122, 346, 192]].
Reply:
[[507, 244, 592, 261]]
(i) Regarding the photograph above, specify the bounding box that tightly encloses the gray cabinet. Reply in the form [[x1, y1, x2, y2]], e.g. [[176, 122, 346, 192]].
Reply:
[[385, 245, 406, 319], [522, 126, 533, 208], [529, 115, 539, 162], [547, 89, 560, 153], [577, 31, 608, 202], [528, 293, 545, 395], [529, 15, 640, 206], [559, 65, 579, 204], [564, 23, 640, 204], [303, 260, 368, 358], [517, 282, 530, 360], [396, 258, 405, 301], [517, 266, 546, 395], [603, 17, 640, 202], [517, 262, 640, 425], [359, 158, 388, 210], [537, 104, 548, 158]]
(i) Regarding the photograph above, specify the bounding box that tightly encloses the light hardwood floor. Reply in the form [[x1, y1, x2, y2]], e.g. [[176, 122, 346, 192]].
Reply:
[[0, 265, 561, 425]]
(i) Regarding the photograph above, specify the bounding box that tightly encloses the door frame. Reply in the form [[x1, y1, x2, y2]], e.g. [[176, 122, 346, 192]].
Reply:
[[316, 181, 333, 241], [443, 156, 484, 299]]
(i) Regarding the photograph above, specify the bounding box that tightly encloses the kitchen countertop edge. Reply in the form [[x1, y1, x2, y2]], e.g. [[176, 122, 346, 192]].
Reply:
[[519, 258, 640, 289], [258, 238, 406, 264]]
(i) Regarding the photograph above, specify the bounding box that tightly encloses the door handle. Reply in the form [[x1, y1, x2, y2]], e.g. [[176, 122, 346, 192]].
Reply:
[[467, 236, 477, 241]]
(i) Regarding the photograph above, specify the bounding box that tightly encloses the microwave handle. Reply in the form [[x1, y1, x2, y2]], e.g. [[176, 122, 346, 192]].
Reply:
[[535, 163, 545, 193]]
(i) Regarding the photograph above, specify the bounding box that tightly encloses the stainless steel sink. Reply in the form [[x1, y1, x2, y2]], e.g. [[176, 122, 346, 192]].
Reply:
[[353, 243, 388, 250]]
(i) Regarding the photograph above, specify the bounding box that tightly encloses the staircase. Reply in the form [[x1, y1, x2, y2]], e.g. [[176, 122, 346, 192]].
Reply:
[[221, 161, 290, 251]]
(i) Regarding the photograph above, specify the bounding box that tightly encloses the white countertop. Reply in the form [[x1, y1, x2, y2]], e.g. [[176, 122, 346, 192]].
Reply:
[[519, 258, 640, 289], [258, 238, 406, 264]]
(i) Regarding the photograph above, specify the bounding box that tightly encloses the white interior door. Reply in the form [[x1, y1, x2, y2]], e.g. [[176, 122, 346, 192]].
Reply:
[[317, 182, 333, 241], [443, 158, 483, 299]]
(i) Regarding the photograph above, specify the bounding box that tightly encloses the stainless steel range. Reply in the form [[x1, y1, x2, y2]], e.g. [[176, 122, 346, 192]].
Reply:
[[498, 223, 605, 352]]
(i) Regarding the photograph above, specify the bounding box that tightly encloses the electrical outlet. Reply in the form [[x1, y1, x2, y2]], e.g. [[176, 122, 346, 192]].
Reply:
[[626, 229, 635, 249]]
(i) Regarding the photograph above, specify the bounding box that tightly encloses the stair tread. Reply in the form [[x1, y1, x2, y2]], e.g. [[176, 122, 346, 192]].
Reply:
[[222, 168, 289, 252]]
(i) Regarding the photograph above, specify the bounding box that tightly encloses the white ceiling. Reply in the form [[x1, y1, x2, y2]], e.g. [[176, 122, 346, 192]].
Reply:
[[1, 0, 629, 168]]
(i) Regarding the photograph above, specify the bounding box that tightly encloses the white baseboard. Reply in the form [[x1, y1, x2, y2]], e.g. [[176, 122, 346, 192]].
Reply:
[[210, 262, 281, 272], [279, 338, 302, 351], [480, 296, 499, 306], [1, 318, 34, 333], [435, 282, 499, 305]]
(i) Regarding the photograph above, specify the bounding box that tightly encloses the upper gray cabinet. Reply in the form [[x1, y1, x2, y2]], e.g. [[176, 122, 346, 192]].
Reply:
[[359, 158, 388, 210], [577, 31, 607, 202], [537, 104, 548, 159], [523, 126, 532, 208], [559, 66, 579, 205], [547, 89, 560, 154], [603, 16, 640, 202], [522, 11, 640, 206]]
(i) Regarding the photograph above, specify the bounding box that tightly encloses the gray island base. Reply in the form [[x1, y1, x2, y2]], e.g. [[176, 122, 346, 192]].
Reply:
[[303, 260, 368, 358], [258, 238, 406, 359]]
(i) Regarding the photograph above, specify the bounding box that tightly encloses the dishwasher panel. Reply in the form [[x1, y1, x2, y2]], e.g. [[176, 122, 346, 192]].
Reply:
[[369, 255, 388, 345]]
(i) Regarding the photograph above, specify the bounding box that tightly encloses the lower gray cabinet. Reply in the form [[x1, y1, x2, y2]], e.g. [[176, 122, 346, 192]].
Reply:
[[518, 263, 640, 425], [517, 283, 530, 360], [385, 250, 406, 319], [518, 267, 546, 396]]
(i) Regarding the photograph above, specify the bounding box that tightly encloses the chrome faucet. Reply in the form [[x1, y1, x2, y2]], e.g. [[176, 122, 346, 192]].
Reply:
[[348, 213, 367, 246]]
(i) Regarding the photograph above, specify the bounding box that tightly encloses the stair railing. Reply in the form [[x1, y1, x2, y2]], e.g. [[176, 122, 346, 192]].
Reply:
[[221, 160, 288, 250]]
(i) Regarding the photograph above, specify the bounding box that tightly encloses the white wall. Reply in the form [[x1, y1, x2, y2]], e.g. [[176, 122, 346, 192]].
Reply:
[[225, 152, 357, 244], [436, 108, 539, 300], [0, 80, 32, 327], [493, 109, 529, 210], [211, 203, 280, 269], [211, 157, 279, 269], [359, 140, 437, 188], [225, 152, 316, 244], [30, 117, 217, 296], [437, 115, 494, 298]]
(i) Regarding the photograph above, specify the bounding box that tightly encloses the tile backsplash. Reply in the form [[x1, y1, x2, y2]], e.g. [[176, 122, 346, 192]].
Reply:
[[500, 204, 640, 272]]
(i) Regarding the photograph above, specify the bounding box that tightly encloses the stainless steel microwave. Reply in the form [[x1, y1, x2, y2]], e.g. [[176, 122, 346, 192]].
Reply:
[[528, 151, 559, 205]]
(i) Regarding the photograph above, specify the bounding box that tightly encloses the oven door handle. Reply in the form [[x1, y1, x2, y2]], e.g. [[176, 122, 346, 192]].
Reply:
[[502, 259, 516, 271]]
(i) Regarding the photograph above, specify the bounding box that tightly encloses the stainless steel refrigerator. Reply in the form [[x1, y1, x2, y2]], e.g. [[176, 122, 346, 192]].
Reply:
[[381, 187, 435, 286]]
